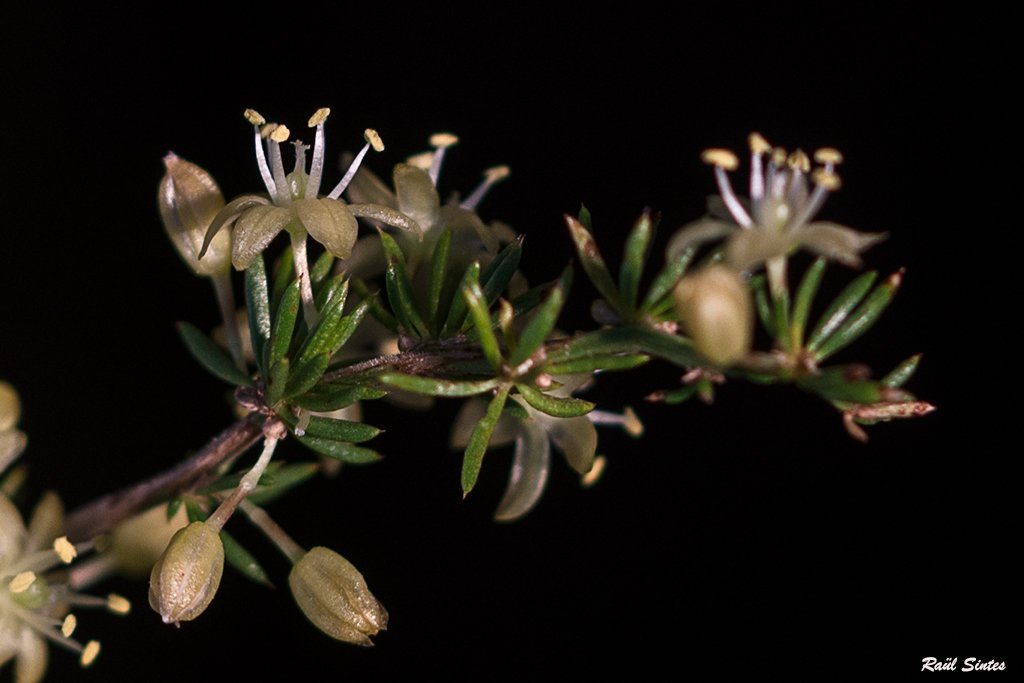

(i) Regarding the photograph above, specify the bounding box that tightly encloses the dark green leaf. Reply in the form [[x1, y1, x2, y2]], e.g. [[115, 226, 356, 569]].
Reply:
[[545, 353, 650, 375], [184, 498, 206, 523], [806, 271, 877, 353], [380, 230, 427, 337], [641, 246, 695, 313], [650, 383, 701, 405], [619, 209, 657, 312], [283, 352, 331, 399], [773, 287, 791, 352], [176, 322, 254, 388], [882, 354, 922, 388], [166, 497, 183, 521], [440, 261, 481, 337], [462, 385, 511, 496], [297, 436, 382, 464], [269, 244, 295, 319], [245, 254, 272, 376], [750, 275, 774, 338], [564, 213, 626, 316], [196, 471, 274, 496], [556, 326, 702, 368], [813, 270, 902, 362], [288, 385, 365, 411], [578, 204, 593, 230], [464, 280, 503, 371], [269, 279, 302, 370], [264, 356, 290, 408], [246, 463, 320, 506], [352, 278, 399, 334], [220, 529, 272, 586], [427, 226, 454, 335], [479, 239, 522, 306], [502, 397, 530, 421], [516, 382, 595, 417], [791, 257, 826, 349], [509, 266, 570, 368], [378, 373, 500, 397], [278, 412, 380, 443], [309, 250, 336, 293]]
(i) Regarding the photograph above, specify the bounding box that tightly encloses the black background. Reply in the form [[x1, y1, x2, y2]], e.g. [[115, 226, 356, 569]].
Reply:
[[1, 5, 1013, 680]]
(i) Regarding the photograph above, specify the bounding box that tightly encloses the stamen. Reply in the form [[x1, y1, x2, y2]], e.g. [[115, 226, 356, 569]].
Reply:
[[428, 133, 459, 186], [790, 169, 840, 229], [268, 125, 291, 206], [702, 150, 752, 228], [107, 593, 131, 615], [305, 109, 331, 200], [812, 168, 842, 190], [581, 456, 606, 487], [787, 150, 811, 209], [814, 147, 843, 173], [249, 115, 278, 201], [54, 536, 77, 563], [62, 614, 77, 637], [461, 165, 510, 211], [701, 149, 739, 170], [327, 129, 384, 200], [787, 150, 810, 173], [10, 571, 35, 592], [80, 640, 100, 667], [405, 152, 433, 170], [748, 133, 771, 201]]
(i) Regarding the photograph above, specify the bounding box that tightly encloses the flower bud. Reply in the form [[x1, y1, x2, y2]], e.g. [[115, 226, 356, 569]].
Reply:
[[158, 153, 232, 276], [148, 521, 224, 626], [673, 265, 753, 368], [289, 547, 387, 646]]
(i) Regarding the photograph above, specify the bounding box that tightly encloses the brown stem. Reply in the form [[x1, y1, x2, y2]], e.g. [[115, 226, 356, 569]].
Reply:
[[64, 418, 265, 543]]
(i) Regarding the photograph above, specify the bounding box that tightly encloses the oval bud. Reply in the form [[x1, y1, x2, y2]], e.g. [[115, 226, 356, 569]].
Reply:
[[289, 547, 387, 646], [673, 265, 753, 368], [148, 521, 224, 626], [158, 154, 232, 276]]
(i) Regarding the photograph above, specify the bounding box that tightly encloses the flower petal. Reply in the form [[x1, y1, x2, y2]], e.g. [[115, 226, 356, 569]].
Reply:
[[232, 205, 291, 270], [545, 414, 597, 475], [294, 198, 358, 260], [724, 226, 793, 272], [349, 203, 423, 242], [493, 421, 551, 522], [665, 219, 737, 263], [394, 163, 440, 228], [795, 222, 887, 267]]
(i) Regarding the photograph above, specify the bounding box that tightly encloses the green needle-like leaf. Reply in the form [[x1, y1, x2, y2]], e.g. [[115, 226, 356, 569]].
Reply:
[[378, 374, 500, 397], [245, 254, 272, 376], [246, 463, 319, 506], [641, 246, 695, 314], [813, 270, 903, 362], [440, 261, 481, 337], [219, 529, 271, 585], [288, 385, 367, 411], [176, 322, 254, 388], [516, 382, 595, 417], [751, 275, 775, 338], [380, 230, 427, 337], [545, 353, 650, 375], [427, 226, 454, 335], [283, 352, 331, 400], [619, 209, 657, 312], [278, 413, 381, 443], [352, 278, 399, 334], [479, 239, 523, 306], [806, 270, 877, 353], [773, 288, 791, 353], [565, 213, 626, 316], [462, 384, 511, 497], [882, 353, 922, 388], [269, 279, 301, 370], [555, 326, 701, 368], [791, 257, 827, 349], [309, 250, 336, 293], [464, 280, 503, 371], [297, 436, 382, 464], [264, 356, 290, 408], [509, 266, 570, 368]]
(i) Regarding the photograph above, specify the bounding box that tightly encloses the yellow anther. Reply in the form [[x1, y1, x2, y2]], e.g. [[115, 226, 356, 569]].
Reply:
[[701, 149, 740, 170], [812, 168, 842, 190], [54, 536, 77, 563], [430, 133, 459, 148], [269, 124, 291, 143], [483, 165, 511, 182], [622, 406, 644, 437], [771, 148, 787, 167], [9, 571, 35, 593], [788, 149, 810, 173], [748, 132, 772, 155], [814, 147, 844, 165], [244, 109, 266, 125], [62, 614, 77, 637], [364, 128, 384, 152], [308, 108, 330, 127], [405, 151, 433, 169], [107, 593, 132, 615], [258, 123, 278, 139], [80, 640, 101, 667], [581, 455, 607, 488]]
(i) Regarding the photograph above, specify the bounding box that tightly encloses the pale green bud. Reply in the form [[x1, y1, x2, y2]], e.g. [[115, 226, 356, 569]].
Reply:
[[289, 547, 387, 646], [148, 521, 224, 626], [158, 153, 232, 276], [673, 265, 753, 368]]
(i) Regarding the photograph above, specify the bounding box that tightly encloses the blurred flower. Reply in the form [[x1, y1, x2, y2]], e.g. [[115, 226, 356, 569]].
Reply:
[[148, 521, 223, 626], [673, 264, 754, 368], [289, 547, 387, 646], [2, 393, 122, 681], [451, 375, 642, 521], [0, 381, 27, 474], [666, 134, 885, 272]]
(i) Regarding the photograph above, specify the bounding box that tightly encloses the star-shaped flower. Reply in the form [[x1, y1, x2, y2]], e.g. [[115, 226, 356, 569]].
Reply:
[[666, 134, 885, 272]]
